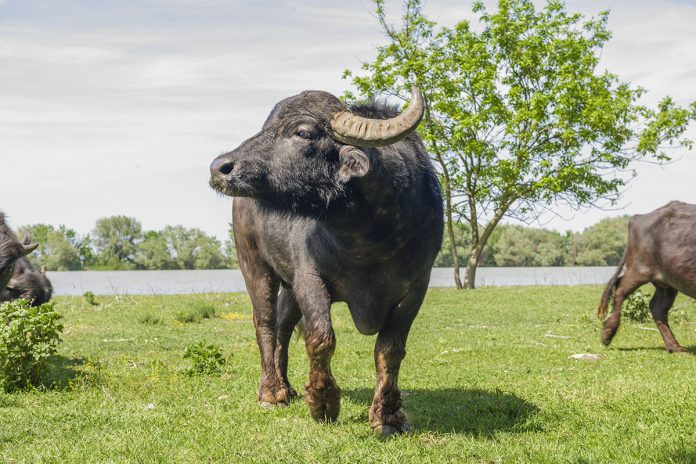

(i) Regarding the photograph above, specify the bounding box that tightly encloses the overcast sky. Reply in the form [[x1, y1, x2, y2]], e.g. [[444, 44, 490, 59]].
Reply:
[[1, 0, 695, 240]]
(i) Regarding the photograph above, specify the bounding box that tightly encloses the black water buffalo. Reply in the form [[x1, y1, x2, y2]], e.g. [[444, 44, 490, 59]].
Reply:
[[0, 211, 38, 294], [209, 88, 443, 434], [1, 256, 53, 306], [599, 201, 696, 353]]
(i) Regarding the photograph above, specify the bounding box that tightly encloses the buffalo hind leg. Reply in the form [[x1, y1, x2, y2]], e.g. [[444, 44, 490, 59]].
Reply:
[[273, 288, 303, 403], [295, 273, 340, 422], [601, 270, 646, 346], [650, 287, 685, 353], [370, 278, 428, 436]]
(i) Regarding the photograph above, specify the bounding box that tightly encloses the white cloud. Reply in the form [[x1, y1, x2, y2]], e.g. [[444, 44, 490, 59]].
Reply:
[[0, 0, 695, 239]]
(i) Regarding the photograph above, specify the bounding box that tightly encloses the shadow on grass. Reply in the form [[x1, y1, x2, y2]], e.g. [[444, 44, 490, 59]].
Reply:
[[343, 387, 540, 436], [661, 447, 696, 464], [36, 356, 87, 390], [613, 346, 696, 355]]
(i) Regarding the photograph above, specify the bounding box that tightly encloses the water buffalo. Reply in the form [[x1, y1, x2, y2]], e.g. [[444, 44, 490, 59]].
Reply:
[[1, 256, 53, 306], [598, 201, 696, 353], [0, 211, 38, 294], [209, 88, 443, 434]]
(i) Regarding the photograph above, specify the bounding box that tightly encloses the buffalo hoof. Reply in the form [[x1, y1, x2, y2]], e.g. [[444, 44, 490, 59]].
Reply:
[[600, 327, 617, 346], [370, 406, 410, 436], [305, 376, 341, 422], [668, 346, 689, 354], [258, 382, 296, 407], [259, 400, 288, 409], [373, 420, 411, 437]]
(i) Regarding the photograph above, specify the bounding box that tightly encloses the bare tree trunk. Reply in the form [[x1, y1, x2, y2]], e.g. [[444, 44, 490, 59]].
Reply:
[[462, 205, 510, 290], [446, 218, 462, 289], [430, 141, 462, 289], [444, 192, 462, 290], [463, 246, 482, 290]]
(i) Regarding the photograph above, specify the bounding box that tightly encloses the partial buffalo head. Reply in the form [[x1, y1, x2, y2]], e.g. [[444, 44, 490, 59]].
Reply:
[[3, 257, 52, 306], [1, 231, 39, 293], [209, 88, 424, 213]]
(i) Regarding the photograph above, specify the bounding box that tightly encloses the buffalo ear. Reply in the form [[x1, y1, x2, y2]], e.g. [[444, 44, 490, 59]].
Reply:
[[337, 145, 370, 183]]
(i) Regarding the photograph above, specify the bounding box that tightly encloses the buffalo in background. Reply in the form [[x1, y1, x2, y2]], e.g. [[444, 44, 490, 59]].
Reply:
[[210, 88, 443, 435], [0, 211, 38, 294], [0, 211, 52, 306], [599, 201, 696, 353]]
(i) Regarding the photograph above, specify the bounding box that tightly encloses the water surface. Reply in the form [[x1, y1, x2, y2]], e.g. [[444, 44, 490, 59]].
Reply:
[[47, 267, 615, 296]]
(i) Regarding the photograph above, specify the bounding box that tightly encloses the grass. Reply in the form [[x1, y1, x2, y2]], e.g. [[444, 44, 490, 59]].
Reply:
[[2, 286, 696, 463]]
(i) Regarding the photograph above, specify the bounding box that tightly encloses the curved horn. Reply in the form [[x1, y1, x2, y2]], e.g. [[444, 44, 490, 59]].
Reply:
[[330, 88, 425, 147], [20, 233, 38, 255]]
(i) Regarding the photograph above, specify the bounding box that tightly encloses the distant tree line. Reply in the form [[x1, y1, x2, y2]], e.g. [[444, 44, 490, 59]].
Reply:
[[18, 216, 237, 271], [434, 216, 629, 268], [16, 214, 628, 271]]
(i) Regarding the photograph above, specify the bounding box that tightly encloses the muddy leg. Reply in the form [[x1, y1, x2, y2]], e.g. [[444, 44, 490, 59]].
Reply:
[[273, 288, 303, 403], [601, 272, 645, 346], [649, 287, 685, 353], [241, 261, 285, 405], [370, 278, 428, 436], [294, 273, 340, 422]]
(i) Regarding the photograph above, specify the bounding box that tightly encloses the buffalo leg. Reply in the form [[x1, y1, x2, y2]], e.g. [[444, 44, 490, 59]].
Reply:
[[273, 288, 303, 402], [601, 271, 645, 346], [370, 278, 428, 436], [294, 273, 340, 422], [242, 260, 286, 405], [649, 287, 685, 353]]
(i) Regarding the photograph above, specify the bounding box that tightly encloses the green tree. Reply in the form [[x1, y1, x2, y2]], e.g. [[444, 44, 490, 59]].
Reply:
[[345, 0, 696, 288], [571, 215, 629, 266], [135, 231, 175, 270], [161, 226, 227, 270], [491, 224, 566, 266], [92, 216, 142, 269], [18, 224, 88, 271]]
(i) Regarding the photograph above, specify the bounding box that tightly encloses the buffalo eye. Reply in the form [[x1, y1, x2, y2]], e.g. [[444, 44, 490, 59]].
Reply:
[[296, 129, 312, 140]]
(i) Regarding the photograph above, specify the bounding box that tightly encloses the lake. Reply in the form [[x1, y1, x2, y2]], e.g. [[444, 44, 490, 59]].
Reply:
[[46, 267, 615, 296]]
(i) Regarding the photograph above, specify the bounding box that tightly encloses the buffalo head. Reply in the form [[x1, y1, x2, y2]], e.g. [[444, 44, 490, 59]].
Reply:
[[209, 88, 424, 213], [0, 232, 39, 293]]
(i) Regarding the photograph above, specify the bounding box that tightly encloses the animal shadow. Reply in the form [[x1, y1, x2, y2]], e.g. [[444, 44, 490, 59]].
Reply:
[[343, 387, 539, 436], [661, 447, 696, 464], [36, 355, 87, 390], [614, 345, 696, 355]]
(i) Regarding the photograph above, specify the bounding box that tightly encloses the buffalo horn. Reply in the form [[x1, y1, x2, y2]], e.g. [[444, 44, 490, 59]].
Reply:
[[329, 88, 425, 147]]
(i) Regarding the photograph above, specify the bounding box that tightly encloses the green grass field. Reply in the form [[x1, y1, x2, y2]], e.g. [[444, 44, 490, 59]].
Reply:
[[2, 286, 696, 463]]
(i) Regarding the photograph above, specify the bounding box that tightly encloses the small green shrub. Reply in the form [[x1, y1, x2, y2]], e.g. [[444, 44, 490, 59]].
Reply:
[[622, 290, 651, 323], [174, 304, 217, 324], [183, 342, 226, 375], [139, 312, 164, 325], [194, 304, 216, 320], [83, 291, 98, 306], [174, 309, 201, 323], [0, 299, 63, 391]]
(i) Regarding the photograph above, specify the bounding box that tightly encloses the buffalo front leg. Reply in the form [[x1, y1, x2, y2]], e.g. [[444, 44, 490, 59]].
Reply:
[[649, 287, 686, 353], [370, 279, 428, 436], [244, 265, 286, 406], [294, 274, 340, 422], [273, 288, 303, 402]]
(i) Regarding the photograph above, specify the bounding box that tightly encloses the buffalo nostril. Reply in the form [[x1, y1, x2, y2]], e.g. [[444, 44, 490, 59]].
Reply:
[[219, 162, 233, 175], [210, 157, 234, 176]]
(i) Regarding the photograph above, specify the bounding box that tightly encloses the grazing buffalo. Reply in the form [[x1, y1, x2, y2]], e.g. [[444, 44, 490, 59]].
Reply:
[[1, 256, 53, 306], [598, 201, 696, 353], [209, 88, 443, 434], [0, 211, 38, 294]]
